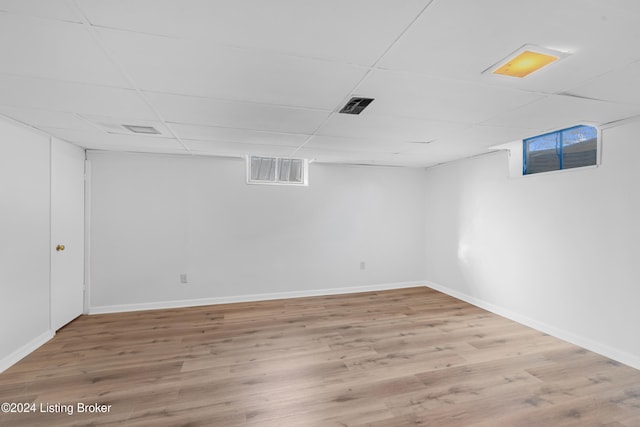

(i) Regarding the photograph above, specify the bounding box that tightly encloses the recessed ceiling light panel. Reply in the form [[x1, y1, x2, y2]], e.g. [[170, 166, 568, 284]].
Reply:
[[484, 44, 570, 78]]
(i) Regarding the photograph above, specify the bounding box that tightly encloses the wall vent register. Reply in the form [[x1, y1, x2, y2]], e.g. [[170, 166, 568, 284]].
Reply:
[[247, 156, 308, 186]]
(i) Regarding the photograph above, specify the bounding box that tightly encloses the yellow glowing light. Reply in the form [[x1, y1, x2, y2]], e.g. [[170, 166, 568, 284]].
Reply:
[[493, 50, 559, 78]]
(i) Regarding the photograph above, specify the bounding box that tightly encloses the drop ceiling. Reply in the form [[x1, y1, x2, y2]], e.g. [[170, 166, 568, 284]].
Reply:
[[1, 0, 640, 167]]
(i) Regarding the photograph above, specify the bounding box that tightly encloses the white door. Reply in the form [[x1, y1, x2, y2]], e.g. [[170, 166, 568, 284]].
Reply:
[[51, 139, 85, 331]]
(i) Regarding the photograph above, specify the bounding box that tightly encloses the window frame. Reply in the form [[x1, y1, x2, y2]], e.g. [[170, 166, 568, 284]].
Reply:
[[522, 124, 601, 176]]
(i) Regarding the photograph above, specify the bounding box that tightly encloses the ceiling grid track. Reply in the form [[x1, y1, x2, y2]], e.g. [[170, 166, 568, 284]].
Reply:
[[68, 0, 194, 155], [3, 1, 640, 166], [289, 0, 437, 158]]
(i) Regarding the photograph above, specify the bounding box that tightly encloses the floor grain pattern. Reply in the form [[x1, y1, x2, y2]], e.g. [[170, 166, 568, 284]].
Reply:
[[1, 287, 639, 426]]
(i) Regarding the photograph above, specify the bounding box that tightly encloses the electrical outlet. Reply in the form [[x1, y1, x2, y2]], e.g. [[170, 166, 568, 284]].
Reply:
[[360, 261, 366, 270], [180, 273, 188, 285]]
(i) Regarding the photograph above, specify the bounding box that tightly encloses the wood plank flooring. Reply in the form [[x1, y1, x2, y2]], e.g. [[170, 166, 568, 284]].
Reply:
[[1, 287, 639, 426]]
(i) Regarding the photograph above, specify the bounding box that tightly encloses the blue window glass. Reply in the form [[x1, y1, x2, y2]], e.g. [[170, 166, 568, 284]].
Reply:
[[523, 125, 597, 175]]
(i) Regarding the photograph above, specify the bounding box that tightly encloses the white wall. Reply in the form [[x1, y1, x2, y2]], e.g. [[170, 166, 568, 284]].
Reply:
[[423, 120, 640, 368], [88, 152, 426, 311], [3, 115, 639, 371], [0, 118, 53, 371]]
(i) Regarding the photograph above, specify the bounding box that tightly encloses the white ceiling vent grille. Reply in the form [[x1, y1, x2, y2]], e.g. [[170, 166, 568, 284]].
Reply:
[[339, 97, 374, 115], [79, 115, 169, 137], [247, 156, 308, 186], [121, 124, 161, 134]]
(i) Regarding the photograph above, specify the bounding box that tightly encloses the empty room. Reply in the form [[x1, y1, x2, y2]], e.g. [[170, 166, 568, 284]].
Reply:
[[1, 0, 640, 425]]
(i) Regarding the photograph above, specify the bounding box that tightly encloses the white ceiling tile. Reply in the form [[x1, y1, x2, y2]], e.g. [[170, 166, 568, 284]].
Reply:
[[0, 14, 127, 87], [82, 144, 189, 155], [392, 140, 483, 165], [78, 0, 431, 66], [317, 113, 467, 141], [407, 145, 489, 166], [358, 69, 544, 123], [295, 147, 434, 167], [565, 60, 640, 106], [0, 106, 95, 130], [78, 115, 174, 137], [2, 1, 640, 168], [168, 123, 307, 147], [401, 125, 549, 166], [0, 75, 156, 119], [183, 140, 293, 158], [303, 135, 410, 154], [379, 0, 640, 93], [145, 92, 330, 134], [0, 1, 82, 23], [371, 154, 436, 168], [97, 28, 368, 109], [295, 147, 389, 164], [482, 95, 640, 130], [406, 124, 547, 154], [42, 127, 187, 153]]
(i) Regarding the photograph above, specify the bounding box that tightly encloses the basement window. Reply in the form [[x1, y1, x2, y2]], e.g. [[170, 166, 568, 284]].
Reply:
[[247, 156, 308, 186], [523, 125, 598, 175]]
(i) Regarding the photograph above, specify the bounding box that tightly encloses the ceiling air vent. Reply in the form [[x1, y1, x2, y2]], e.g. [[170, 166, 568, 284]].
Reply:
[[339, 97, 374, 115], [121, 124, 161, 135]]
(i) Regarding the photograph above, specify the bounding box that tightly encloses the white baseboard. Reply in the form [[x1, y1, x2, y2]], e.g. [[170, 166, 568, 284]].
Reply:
[[425, 281, 640, 371], [89, 281, 426, 315], [0, 330, 54, 374]]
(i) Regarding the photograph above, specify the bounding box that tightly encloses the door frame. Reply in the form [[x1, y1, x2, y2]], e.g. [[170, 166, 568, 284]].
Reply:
[[49, 138, 86, 331], [83, 159, 91, 314]]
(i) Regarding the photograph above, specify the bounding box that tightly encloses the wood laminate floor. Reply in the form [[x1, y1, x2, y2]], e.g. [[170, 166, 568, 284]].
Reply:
[[1, 287, 639, 426]]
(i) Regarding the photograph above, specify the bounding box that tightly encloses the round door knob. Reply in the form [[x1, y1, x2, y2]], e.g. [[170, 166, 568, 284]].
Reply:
[[56, 244, 65, 251]]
